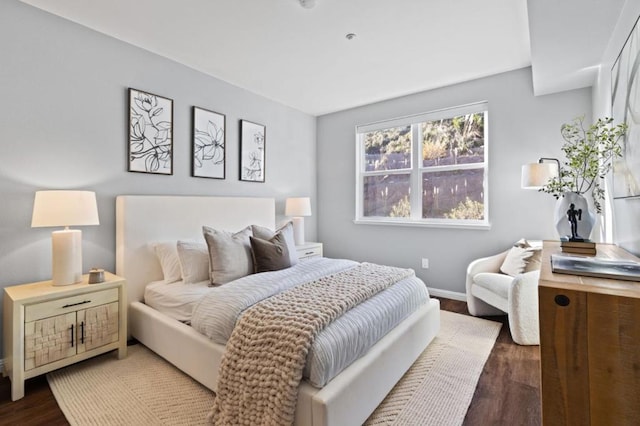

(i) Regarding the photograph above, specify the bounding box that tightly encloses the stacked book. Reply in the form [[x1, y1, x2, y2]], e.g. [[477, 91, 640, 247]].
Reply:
[[560, 238, 596, 255]]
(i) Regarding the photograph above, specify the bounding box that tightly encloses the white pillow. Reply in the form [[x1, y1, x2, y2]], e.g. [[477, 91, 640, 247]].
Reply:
[[500, 246, 534, 277], [500, 239, 542, 277], [176, 241, 210, 284], [150, 242, 181, 283]]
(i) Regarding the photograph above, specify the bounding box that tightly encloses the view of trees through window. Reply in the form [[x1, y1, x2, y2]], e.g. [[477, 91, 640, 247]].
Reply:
[[360, 110, 486, 222]]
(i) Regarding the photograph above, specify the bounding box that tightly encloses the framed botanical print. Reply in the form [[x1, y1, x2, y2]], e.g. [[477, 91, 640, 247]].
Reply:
[[612, 15, 640, 198], [128, 88, 173, 175], [239, 119, 266, 182], [193, 106, 226, 179]]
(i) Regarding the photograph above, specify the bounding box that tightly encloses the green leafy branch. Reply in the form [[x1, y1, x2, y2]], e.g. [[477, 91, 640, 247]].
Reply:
[[540, 116, 627, 214]]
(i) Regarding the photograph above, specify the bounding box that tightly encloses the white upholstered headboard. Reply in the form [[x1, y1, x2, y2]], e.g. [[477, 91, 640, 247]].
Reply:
[[115, 195, 275, 305]]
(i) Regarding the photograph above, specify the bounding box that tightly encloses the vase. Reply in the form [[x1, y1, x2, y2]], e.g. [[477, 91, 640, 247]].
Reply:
[[553, 192, 596, 240]]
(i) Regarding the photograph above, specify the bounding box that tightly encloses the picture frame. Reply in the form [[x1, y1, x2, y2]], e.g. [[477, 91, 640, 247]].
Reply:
[[611, 15, 640, 198], [128, 88, 173, 175], [239, 119, 266, 182], [192, 106, 226, 179]]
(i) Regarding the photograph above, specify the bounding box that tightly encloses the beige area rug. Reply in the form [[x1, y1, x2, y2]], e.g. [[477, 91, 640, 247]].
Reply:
[[48, 311, 500, 426], [47, 345, 215, 426], [365, 310, 501, 425]]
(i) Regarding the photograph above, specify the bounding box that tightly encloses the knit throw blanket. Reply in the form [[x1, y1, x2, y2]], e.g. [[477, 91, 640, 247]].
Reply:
[[208, 262, 414, 426]]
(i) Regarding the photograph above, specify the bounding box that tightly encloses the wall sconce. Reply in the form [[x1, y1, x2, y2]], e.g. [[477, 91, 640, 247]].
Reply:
[[285, 197, 311, 245], [31, 190, 100, 286], [521, 158, 560, 189]]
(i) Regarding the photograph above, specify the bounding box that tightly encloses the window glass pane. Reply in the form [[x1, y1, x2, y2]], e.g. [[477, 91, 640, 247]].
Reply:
[[363, 126, 411, 171], [363, 174, 411, 217], [421, 113, 484, 167], [422, 169, 484, 219]]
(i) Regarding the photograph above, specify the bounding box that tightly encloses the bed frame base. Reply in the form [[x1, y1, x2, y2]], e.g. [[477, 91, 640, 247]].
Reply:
[[130, 298, 440, 426]]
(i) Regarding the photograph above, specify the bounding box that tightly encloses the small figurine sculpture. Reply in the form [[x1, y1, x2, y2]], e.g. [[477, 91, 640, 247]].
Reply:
[[566, 203, 583, 241]]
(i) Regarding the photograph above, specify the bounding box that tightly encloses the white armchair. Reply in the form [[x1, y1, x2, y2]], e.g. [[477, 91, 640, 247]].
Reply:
[[466, 248, 541, 345]]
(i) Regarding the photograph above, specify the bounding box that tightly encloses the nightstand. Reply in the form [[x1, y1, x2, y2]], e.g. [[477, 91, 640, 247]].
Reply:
[[296, 242, 323, 259], [2, 272, 127, 401]]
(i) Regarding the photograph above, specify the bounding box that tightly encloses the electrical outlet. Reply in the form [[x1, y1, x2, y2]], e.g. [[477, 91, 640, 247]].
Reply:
[[421, 258, 429, 269]]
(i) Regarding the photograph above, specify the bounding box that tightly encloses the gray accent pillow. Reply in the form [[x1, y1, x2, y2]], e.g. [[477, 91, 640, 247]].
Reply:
[[250, 233, 292, 273], [251, 222, 298, 266], [202, 226, 253, 285]]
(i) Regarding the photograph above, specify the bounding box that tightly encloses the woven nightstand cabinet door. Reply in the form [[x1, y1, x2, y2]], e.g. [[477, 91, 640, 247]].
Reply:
[[77, 302, 119, 353], [25, 312, 76, 370]]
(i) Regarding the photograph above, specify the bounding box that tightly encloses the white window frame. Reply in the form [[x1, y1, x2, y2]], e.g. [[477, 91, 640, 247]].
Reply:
[[354, 102, 490, 229]]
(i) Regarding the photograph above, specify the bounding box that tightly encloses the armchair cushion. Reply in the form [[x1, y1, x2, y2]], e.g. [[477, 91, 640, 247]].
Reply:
[[500, 239, 542, 276], [473, 272, 512, 300]]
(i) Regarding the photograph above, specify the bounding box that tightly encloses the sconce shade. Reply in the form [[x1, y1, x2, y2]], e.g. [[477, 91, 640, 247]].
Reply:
[[32, 191, 99, 227], [521, 163, 559, 189], [285, 197, 312, 217]]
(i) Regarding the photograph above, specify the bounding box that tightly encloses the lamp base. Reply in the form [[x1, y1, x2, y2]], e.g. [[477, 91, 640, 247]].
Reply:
[[292, 217, 305, 246], [52, 229, 83, 286]]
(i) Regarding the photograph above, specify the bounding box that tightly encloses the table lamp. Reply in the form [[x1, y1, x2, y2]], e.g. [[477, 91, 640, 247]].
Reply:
[[31, 190, 100, 286], [285, 197, 311, 245]]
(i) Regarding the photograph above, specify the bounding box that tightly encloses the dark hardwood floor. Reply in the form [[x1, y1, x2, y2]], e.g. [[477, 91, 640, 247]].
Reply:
[[438, 298, 542, 426], [0, 298, 541, 425]]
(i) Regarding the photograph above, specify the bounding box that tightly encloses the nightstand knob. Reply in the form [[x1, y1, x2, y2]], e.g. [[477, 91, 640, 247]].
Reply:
[[554, 294, 570, 307]]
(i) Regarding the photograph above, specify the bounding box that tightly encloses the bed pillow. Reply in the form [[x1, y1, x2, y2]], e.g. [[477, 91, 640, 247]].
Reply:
[[251, 222, 298, 266], [176, 241, 210, 284], [150, 241, 182, 283], [500, 239, 542, 277], [250, 233, 292, 273], [202, 226, 253, 285]]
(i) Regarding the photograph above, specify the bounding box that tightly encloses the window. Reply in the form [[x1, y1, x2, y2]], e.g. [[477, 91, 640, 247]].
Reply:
[[355, 102, 489, 228]]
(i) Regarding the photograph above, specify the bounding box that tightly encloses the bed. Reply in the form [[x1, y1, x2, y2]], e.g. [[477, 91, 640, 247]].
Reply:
[[115, 195, 440, 426]]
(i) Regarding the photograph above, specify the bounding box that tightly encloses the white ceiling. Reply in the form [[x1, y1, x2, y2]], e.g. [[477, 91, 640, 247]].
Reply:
[[20, 0, 626, 116], [527, 0, 627, 96]]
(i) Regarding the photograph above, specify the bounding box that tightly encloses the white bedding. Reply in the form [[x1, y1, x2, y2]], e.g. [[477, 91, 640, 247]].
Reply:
[[192, 257, 429, 387], [144, 279, 212, 323]]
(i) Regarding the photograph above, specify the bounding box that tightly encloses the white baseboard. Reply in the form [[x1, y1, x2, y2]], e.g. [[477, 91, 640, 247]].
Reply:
[[427, 287, 467, 302]]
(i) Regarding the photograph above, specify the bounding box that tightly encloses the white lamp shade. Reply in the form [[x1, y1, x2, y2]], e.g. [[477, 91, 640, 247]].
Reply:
[[285, 197, 312, 217], [31, 190, 99, 286], [521, 163, 559, 189], [32, 190, 99, 228]]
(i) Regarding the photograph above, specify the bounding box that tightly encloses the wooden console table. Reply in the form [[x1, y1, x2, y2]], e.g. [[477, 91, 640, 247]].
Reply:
[[538, 241, 640, 425]]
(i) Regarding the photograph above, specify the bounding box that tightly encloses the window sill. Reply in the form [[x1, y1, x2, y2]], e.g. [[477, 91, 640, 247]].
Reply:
[[353, 218, 491, 230]]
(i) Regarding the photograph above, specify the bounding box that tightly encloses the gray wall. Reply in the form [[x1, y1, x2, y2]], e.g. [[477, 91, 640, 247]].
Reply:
[[317, 67, 591, 295], [0, 0, 316, 353], [593, 2, 640, 256]]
